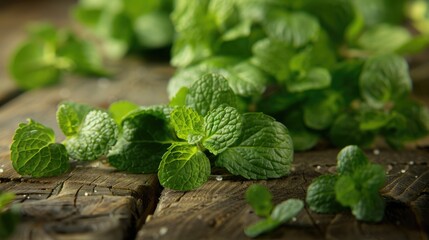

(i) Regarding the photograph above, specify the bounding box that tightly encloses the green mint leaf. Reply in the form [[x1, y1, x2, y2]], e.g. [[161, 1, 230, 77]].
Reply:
[[134, 12, 174, 48], [8, 40, 61, 90], [203, 106, 242, 155], [336, 164, 386, 222], [158, 144, 210, 191], [108, 100, 139, 125], [65, 110, 118, 161], [169, 87, 189, 107], [10, 119, 69, 177], [186, 73, 237, 116], [286, 67, 331, 93], [244, 218, 280, 238], [357, 24, 411, 54], [306, 175, 344, 213], [271, 198, 304, 222], [359, 54, 412, 108], [350, 192, 385, 222], [216, 113, 293, 179], [335, 175, 361, 206], [336, 145, 369, 175], [108, 108, 176, 173], [57, 101, 93, 137], [252, 38, 295, 82], [170, 106, 205, 144], [264, 11, 320, 47], [245, 184, 273, 218], [283, 110, 319, 151]]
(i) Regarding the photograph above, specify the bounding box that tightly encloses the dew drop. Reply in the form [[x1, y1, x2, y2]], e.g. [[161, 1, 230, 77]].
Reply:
[[292, 217, 297, 222], [159, 227, 168, 236], [409, 161, 414, 165], [373, 149, 380, 155], [27, 196, 30, 199], [415, 175, 418, 179], [215, 176, 223, 181], [400, 169, 406, 174], [84, 192, 89, 196], [94, 190, 98, 193], [316, 165, 321, 170], [0, 168, 4, 173]]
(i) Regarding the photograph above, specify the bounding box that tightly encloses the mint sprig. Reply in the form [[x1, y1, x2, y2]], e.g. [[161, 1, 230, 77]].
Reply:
[[10, 73, 293, 191], [245, 184, 303, 238], [306, 145, 386, 222], [0, 191, 19, 239]]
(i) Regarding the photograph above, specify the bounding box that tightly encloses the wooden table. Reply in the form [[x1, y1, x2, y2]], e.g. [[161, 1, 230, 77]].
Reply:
[[1, 1, 428, 239]]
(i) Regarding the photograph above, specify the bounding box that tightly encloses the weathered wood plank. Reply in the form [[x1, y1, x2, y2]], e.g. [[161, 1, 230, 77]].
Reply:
[[137, 150, 429, 240], [0, 152, 161, 239]]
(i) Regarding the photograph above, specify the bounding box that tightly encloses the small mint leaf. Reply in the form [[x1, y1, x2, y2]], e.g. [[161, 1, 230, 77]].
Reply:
[[158, 144, 210, 191], [57, 101, 93, 136], [186, 73, 237, 116], [203, 106, 242, 155], [108, 100, 139, 125], [244, 218, 279, 238], [271, 199, 304, 223], [306, 174, 344, 214], [10, 119, 69, 177], [170, 87, 189, 106], [170, 106, 205, 144], [216, 113, 293, 179], [245, 184, 273, 218], [65, 110, 118, 161], [336, 145, 369, 175]]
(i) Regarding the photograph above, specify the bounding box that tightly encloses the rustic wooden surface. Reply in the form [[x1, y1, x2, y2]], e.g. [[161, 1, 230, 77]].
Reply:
[[137, 150, 429, 240], [1, 0, 429, 240]]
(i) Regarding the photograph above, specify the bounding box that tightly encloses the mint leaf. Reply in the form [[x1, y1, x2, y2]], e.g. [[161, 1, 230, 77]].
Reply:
[[357, 24, 411, 54], [8, 40, 60, 90], [252, 38, 295, 82], [245, 184, 273, 218], [170, 106, 205, 144], [359, 54, 412, 108], [264, 11, 320, 47], [65, 110, 118, 161], [306, 175, 344, 213], [216, 113, 293, 179], [108, 100, 140, 125], [10, 119, 69, 177], [133, 12, 174, 48], [286, 67, 331, 93], [244, 218, 279, 238], [0, 192, 15, 209], [335, 164, 386, 222], [336, 145, 369, 175], [158, 144, 210, 191], [203, 106, 242, 155], [108, 108, 176, 173], [169, 87, 189, 107], [57, 101, 93, 136], [271, 199, 304, 222], [245, 197, 304, 238], [186, 73, 237, 116]]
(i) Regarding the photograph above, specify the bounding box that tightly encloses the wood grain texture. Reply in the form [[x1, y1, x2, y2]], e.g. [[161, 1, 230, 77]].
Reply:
[[0, 154, 160, 239], [137, 149, 429, 240]]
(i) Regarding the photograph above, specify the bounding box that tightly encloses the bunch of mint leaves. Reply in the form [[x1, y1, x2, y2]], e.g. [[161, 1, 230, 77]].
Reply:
[[0, 191, 19, 239], [306, 145, 386, 222], [73, 0, 174, 59], [8, 23, 108, 90], [10, 73, 294, 191], [244, 184, 303, 238], [167, 0, 429, 150]]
